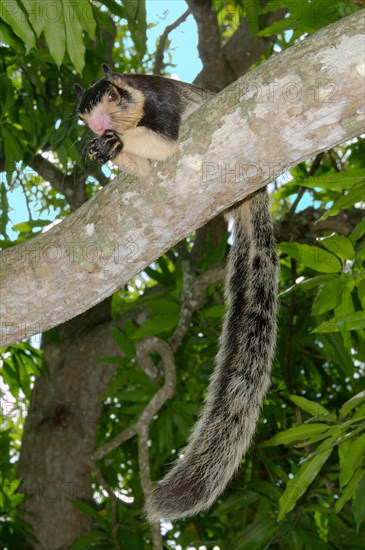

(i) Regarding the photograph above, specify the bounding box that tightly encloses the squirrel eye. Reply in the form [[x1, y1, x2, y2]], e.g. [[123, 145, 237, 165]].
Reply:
[[108, 91, 118, 102]]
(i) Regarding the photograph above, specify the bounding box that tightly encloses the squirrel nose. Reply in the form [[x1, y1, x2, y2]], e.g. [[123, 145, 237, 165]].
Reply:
[[88, 112, 112, 135]]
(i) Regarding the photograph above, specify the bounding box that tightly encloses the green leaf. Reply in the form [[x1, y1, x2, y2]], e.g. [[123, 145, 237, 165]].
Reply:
[[353, 474, 365, 531], [147, 300, 179, 315], [318, 234, 355, 261], [335, 468, 365, 514], [350, 218, 365, 244], [0, 19, 24, 49], [340, 391, 365, 418], [22, 0, 45, 36], [72, 500, 107, 527], [234, 515, 278, 549], [300, 168, 365, 192], [0, 74, 16, 113], [280, 274, 335, 297], [62, 0, 85, 73], [250, 479, 282, 502], [101, 0, 147, 57], [260, 424, 330, 447], [132, 313, 179, 339], [144, 267, 171, 285], [278, 447, 332, 520], [312, 312, 365, 333], [258, 18, 298, 37], [279, 242, 341, 273], [296, 424, 341, 448], [99, 0, 127, 18], [312, 278, 345, 315], [157, 408, 173, 452], [202, 305, 225, 318], [12, 219, 52, 232], [1, 124, 23, 183], [0, 0, 36, 50], [288, 395, 332, 418], [72, 0, 96, 39], [339, 434, 365, 489], [335, 287, 355, 350], [43, 1, 66, 68], [357, 279, 365, 309], [320, 333, 354, 377], [127, 0, 147, 57], [110, 327, 136, 358], [70, 530, 110, 549], [119, 389, 150, 402], [321, 180, 365, 220], [246, 0, 261, 35]]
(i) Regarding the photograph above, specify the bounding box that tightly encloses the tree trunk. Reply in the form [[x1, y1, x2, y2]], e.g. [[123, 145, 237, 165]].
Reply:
[[17, 301, 120, 549]]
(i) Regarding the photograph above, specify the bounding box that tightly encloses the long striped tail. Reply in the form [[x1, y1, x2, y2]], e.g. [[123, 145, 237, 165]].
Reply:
[[148, 188, 278, 521]]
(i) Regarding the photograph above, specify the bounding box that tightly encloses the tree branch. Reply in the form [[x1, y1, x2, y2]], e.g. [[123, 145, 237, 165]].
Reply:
[[1, 11, 364, 346], [153, 8, 191, 75], [287, 153, 325, 219], [29, 154, 75, 198], [187, 0, 235, 90], [29, 153, 109, 210], [92, 338, 176, 461], [91, 337, 175, 549], [194, 4, 286, 88]]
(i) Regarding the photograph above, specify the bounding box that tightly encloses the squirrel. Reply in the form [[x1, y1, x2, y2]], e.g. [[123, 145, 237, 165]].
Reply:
[[75, 64, 213, 177], [75, 65, 278, 521]]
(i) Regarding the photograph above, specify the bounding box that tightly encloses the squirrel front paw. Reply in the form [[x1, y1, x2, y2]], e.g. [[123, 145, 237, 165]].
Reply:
[[89, 130, 123, 163]]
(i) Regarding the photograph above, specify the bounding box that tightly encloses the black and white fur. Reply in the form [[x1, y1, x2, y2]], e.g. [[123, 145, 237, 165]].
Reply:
[[76, 64, 213, 177], [75, 66, 279, 521], [148, 193, 278, 520]]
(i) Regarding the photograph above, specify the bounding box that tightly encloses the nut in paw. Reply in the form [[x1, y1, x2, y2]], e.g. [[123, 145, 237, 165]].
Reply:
[[89, 130, 123, 163]]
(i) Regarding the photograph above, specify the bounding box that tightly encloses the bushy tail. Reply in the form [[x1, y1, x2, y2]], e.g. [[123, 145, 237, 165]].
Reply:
[[148, 189, 278, 521]]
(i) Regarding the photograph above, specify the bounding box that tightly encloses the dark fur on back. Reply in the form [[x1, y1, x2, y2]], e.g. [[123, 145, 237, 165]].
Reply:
[[122, 74, 184, 140]]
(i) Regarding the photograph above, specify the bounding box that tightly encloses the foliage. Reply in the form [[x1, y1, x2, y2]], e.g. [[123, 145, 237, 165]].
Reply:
[[0, 0, 364, 548]]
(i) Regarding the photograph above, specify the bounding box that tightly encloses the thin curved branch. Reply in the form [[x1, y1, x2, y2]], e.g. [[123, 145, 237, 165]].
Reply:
[[138, 425, 163, 550], [92, 338, 176, 461], [91, 337, 175, 548], [153, 8, 191, 75], [169, 258, 197, 351]]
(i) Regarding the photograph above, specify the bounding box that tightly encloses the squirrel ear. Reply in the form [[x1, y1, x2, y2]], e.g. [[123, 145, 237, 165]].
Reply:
[[74, 83, 84, 100], [102, 64, 115, 81]]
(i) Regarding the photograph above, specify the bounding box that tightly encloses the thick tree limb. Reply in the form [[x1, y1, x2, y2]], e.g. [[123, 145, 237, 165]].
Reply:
[[1, 11, 364, 347]]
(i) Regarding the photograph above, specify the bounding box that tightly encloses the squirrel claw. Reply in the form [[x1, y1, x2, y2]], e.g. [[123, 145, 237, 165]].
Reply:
[[89, 130, 123, 163]]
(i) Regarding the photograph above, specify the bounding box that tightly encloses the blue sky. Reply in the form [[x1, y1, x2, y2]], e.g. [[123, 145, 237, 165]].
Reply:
[[6, 1, 201, 237], [146, 1, 201, 82]]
